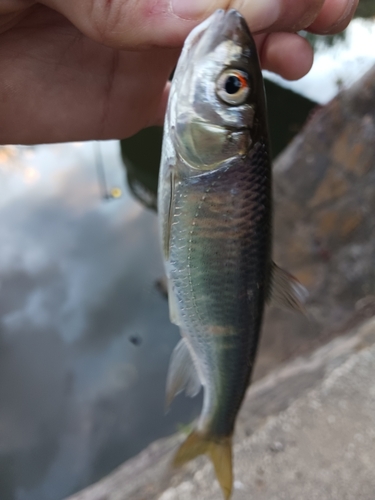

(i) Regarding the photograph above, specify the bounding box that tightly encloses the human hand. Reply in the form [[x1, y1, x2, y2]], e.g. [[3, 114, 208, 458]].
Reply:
[[0, 0, 358, 144]]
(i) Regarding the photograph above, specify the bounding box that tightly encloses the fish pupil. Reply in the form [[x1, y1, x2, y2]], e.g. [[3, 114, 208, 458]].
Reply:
[[225, 75, 241, 94]]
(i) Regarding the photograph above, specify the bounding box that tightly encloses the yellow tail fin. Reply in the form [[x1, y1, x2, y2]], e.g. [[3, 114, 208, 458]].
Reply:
[[173, 431, 233, 500]]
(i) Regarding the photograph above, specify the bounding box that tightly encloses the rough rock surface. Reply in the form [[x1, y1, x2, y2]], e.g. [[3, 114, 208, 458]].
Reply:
[[255, 64, 375, 379], [159, 319, 375, 500]]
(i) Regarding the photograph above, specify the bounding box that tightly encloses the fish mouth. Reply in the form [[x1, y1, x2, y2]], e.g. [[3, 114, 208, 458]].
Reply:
[[198, 9, 252, 53], [198, 9, 248, 37], [189, 119, 250, 133], [181, 9, 254, 64], [216, 9, 250, 36]]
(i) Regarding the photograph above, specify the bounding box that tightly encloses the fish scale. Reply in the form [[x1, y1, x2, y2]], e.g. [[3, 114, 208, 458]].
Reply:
[[168, 142, 271, 438]]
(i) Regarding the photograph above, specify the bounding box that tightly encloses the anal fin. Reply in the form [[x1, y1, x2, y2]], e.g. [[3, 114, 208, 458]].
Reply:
[[166, 338, 202, 408]]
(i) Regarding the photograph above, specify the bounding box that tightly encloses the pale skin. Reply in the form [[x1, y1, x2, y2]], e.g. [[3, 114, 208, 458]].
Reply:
[[0, 0, 358, 144]]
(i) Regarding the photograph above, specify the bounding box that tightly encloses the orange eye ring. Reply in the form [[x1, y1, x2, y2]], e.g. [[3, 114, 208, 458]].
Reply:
[[216, 69, 250, 106], [235, 72, 248, 90]]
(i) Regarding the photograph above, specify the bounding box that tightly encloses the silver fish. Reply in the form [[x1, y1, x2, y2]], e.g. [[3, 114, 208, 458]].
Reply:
[[158, 9, 306, 499]]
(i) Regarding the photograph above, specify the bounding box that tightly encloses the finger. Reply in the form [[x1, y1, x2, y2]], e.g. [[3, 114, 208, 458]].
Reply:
[[2, 0, 356, 49], [258, 32, 314, 80], [0, 7, 179, 144], [41, 0, 207, 48], [0, 1, 35, 15], [308, 0, 359, 34], [232, 0, 325, 32], [0, 1, 36, 34], [40, 0, 328, 50], [149, 82, 171, 127]]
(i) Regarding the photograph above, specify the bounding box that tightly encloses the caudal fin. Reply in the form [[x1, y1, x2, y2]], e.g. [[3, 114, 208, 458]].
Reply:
[[173, 431, 233, 500]]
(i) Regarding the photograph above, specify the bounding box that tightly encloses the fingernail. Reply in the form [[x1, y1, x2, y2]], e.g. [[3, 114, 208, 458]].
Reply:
[[171, 0, 217, 21], [333, 0, 357, 27], [171, 0, 281, 27], [238, 0, 281, 31], [318, 0, 357, 34]]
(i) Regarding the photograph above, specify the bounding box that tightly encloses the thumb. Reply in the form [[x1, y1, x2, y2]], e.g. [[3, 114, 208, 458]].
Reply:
[[40, 0, 291, 49], [41, 0, 221, 48]]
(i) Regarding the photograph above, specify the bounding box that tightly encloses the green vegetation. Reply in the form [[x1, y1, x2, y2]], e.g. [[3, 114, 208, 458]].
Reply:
[[355, 0, 375, 18]]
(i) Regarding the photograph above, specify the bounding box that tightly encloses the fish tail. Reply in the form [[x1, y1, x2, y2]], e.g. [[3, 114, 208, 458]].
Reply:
[[173, 431, 233, 499]]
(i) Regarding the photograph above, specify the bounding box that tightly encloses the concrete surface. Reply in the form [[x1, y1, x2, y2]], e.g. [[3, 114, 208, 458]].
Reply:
[[160, 319, 375, 500]]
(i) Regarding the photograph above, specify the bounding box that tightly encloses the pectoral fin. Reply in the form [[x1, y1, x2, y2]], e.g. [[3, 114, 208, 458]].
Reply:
[[166, 338, 202, 408], [268, 262, 308, 313]]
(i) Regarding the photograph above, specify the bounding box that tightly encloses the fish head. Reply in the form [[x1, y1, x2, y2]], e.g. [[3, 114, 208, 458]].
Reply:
[[168, 9, 267, 173]]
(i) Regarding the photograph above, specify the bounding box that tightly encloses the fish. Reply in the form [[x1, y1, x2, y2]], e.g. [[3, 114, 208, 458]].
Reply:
[[157, 9, 306, 499]]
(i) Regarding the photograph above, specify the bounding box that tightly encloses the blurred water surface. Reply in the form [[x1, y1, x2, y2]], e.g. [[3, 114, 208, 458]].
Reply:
[[0, 142, 201, 500], [0, 80, 329, 500]]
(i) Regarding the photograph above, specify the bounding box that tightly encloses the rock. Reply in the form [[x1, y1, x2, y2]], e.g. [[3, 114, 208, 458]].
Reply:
[[159, 317, 375, 500], [255, 64, 375, 379]]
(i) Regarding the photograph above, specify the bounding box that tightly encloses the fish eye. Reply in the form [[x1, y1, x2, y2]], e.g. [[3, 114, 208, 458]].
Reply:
[[216, 69, 250, 106]]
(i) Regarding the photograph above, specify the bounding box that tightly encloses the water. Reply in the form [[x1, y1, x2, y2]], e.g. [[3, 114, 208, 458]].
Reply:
[[0, 142, 201, 500], [265, 18, 375, 104], [0, 86, 331, 500]]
